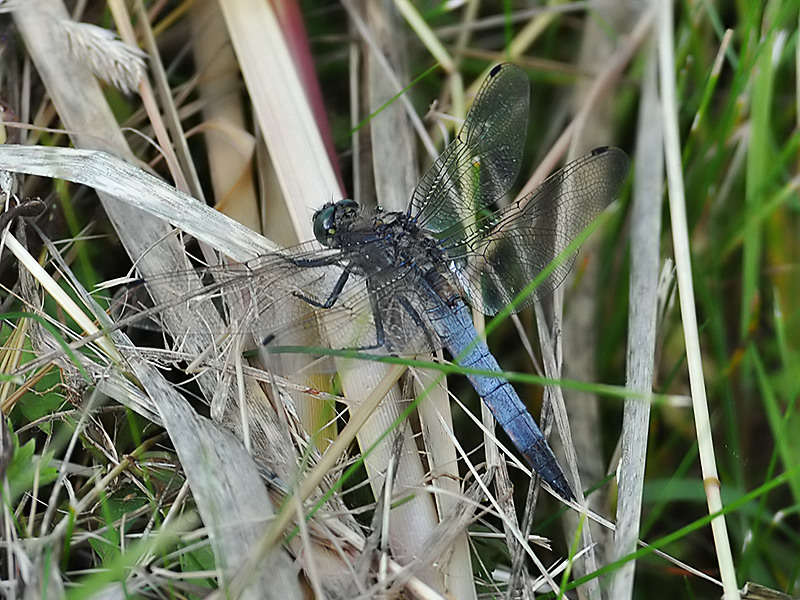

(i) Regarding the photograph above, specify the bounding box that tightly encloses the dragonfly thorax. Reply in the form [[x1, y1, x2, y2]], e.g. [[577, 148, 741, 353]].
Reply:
[[312, 199, 454, 287]]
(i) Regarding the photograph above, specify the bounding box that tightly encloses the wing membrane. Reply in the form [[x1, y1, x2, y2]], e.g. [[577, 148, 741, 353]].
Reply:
[[409, 64, 529, 241], [111, 240, 441, 360], [446, 147, 630, 315]]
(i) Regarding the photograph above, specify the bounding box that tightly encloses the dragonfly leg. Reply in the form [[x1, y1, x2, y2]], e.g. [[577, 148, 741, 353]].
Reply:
[[362, 285, 387, 350], [290, 266, 389, 352], [396, 296, 438, 352], [293, 266, 352, 309]]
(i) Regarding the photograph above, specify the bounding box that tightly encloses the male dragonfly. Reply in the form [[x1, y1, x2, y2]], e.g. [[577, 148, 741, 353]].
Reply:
[[127, 63, 629, 500]]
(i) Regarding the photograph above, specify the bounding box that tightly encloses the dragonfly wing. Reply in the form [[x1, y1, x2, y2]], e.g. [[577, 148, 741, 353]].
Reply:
[[447, 146, 631, 315], [112, 241, 440, 359], [266, 262, 440, 357], [409, 63, 529, 239], [114, 246, 357, 342]]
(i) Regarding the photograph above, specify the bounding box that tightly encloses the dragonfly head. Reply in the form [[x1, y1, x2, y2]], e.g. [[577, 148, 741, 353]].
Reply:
[[313, 198, 360, 247]]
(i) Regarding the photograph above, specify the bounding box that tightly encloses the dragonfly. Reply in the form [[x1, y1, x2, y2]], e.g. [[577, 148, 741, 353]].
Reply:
[[123, 63, 629, 501]]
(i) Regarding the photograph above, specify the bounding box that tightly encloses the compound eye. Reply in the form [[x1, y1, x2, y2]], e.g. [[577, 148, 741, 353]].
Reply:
[[312, 203, 337, 245]]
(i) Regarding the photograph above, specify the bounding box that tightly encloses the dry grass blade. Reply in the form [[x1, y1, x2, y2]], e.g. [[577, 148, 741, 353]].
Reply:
[[11, 2, 299, 596], [217, 0, 341, 237], [657, 0, 737, 598], [609, 41, 663, 600], [2, 231, 120, 363], [0, 145, 275, 262]]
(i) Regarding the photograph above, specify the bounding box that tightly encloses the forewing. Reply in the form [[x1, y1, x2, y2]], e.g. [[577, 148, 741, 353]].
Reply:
[[409, 64, 529, 239], [447, 147, 630, 315], [111, 241, 440, 362]]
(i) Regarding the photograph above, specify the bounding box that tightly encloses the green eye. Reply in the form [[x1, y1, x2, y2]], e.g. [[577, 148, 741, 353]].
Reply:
[[313, 203, 336, 245], [313, 199, 359, 246]]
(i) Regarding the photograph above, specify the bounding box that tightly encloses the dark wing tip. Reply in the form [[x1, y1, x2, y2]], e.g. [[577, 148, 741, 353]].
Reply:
[[590, 146, 631, 185], [489, 63, 504, 77], [590, 145, 630, 166]]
